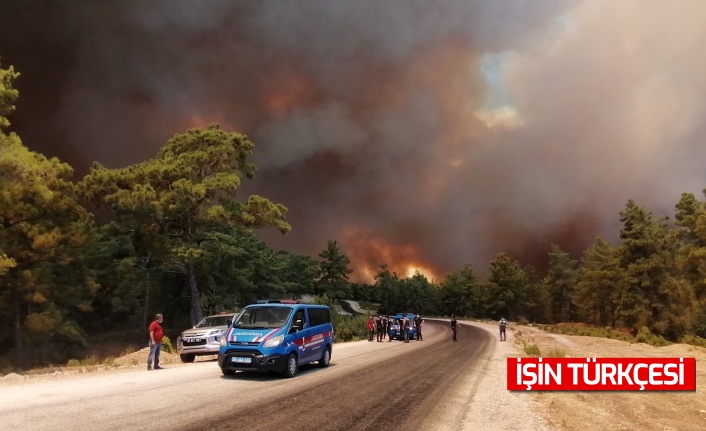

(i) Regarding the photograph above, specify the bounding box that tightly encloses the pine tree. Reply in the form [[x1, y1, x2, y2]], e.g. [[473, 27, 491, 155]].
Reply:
[[81, 124, 290, 324]]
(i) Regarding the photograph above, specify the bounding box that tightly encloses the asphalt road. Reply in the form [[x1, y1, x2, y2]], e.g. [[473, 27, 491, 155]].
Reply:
[[1, 320, 493, 431]]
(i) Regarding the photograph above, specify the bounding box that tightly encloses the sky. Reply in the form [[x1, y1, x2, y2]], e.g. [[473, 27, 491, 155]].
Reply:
[[2, 0, 706, 282]]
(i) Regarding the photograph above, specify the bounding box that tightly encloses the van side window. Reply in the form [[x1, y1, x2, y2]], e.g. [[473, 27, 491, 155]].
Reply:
[[291, 309, 306, 331], [307, 308, 331, 327]]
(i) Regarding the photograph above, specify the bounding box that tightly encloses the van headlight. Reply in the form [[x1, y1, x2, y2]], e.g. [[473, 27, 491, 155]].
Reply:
[[263, 335, 283, 348], [219, 336, 227, 347]]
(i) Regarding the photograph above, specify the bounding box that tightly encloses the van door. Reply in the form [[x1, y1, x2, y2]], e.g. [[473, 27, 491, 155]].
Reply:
[[288, 308, 311, 363]]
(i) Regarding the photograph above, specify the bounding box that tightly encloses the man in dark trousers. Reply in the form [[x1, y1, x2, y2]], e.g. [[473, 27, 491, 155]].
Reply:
[[450, 316, 457, 342], [403, 315, 410, 343], [415, 315, 423, 341], [499, 317, 507, 341], [376, 315, 384, 342], [147, 313, 164, 370]]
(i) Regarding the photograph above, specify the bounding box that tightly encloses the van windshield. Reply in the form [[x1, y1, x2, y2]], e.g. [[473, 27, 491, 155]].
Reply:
[[234, 307, 292, 329]]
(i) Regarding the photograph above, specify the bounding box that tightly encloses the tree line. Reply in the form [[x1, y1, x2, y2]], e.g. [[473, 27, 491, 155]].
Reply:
[[2, 61, 706, 370]]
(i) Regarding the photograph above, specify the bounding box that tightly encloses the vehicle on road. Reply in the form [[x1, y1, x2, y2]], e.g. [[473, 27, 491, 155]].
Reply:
[[218, 302, 333, 378], [177, 312, 237, 363], [388, 313, 417, 340]]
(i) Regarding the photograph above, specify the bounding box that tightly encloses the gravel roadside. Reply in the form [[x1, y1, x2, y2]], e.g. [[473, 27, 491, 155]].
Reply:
[[422, 320, 557, 431]]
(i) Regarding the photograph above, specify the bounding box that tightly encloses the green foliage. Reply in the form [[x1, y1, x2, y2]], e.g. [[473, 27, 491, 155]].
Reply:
[[313, 294, 367, 341], [0, 58, 19, 129], [544, 244, 578, 323], [634, 326, 670, 347], [161, 336, 175, 354], [486, 253, 529, 321], [332, 315, 369, 342], [576, 237, 622, 326], [81, 124, 291, 325], [0, 65, 97, 369], [677, 334, 706, 348], [440, 264, 481, 317], [616, 201, 689, 338], [316, 240, 353, 300]]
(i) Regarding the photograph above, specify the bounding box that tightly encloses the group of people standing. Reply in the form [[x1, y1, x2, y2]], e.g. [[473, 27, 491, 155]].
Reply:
[[367, 314, 424, 343]]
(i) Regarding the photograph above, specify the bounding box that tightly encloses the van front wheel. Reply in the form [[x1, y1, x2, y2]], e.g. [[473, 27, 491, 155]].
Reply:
[[318, 346, 331, 368], [283, 353, 298, 378]]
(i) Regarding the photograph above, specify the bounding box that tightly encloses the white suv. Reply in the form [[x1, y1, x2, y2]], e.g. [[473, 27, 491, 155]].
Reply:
[[176, 312, 236, 363]]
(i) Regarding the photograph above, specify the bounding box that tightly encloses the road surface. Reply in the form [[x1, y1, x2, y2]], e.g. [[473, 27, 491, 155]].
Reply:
[[1, 320, 493, 431]]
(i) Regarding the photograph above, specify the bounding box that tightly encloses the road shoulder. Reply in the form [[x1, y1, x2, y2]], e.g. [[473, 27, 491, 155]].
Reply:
[[424, 320, 557, 431]]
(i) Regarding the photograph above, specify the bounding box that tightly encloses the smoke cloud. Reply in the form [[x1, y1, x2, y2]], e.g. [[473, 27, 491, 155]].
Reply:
[[2, 1, 705, 281]]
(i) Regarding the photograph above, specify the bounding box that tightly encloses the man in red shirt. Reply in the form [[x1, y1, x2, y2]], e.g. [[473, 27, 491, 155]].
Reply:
[[147, 313, 164, 370], [366, 316, 374, 342]]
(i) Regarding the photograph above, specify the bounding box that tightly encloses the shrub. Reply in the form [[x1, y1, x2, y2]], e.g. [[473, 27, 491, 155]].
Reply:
[[516, 316, 529, 325], [634, 326, 670, 347], [546, 347, 567, 358], [161, 336, 175, 354], [523, 343, 541, 357], [67, 359, 81, 367], [332, 315, 368, 342], [678, 334, 706, 348], [544, 323, 633, 342], [81, 355, 100, 366]]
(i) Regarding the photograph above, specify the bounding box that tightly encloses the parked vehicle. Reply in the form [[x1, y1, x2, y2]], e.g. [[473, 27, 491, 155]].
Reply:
[[388, 313, 417, 340], [176, 312, 237, 363], [218, 302, 333, 378]]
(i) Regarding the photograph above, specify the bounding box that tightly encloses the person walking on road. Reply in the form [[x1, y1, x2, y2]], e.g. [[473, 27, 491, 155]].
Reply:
[[147, 313, 164, 370], [450, 316, 458, 342], [367, 316, 375, 342], [499, 317, 507, 341]]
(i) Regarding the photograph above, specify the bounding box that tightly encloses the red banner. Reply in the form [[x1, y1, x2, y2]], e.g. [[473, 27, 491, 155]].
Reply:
[[507, 357, 696, 391]]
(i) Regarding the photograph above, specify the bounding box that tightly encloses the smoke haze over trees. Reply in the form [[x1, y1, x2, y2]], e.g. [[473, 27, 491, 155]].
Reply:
[[3, 3, 706, 369], [3, 1, 706, 279]]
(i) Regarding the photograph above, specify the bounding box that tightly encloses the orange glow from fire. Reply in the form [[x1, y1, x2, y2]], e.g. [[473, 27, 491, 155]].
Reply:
[[341, 226, 440, 283], [264, 69, 317, 117]]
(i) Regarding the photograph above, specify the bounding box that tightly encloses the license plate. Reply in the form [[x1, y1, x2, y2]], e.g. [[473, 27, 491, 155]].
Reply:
[[186, 338, 202, 343], [231, 357, 251, 364]]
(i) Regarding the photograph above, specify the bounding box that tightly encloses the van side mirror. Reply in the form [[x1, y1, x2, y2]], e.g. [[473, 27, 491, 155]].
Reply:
[[289, 319, 303, 334]]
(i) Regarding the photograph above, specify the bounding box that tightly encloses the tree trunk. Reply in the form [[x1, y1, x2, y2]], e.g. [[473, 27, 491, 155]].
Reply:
[[188, 261, 203, 325]]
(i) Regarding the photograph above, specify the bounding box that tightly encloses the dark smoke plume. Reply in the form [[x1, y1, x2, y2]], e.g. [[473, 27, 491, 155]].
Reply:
[[2, 1, 706, 281]]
